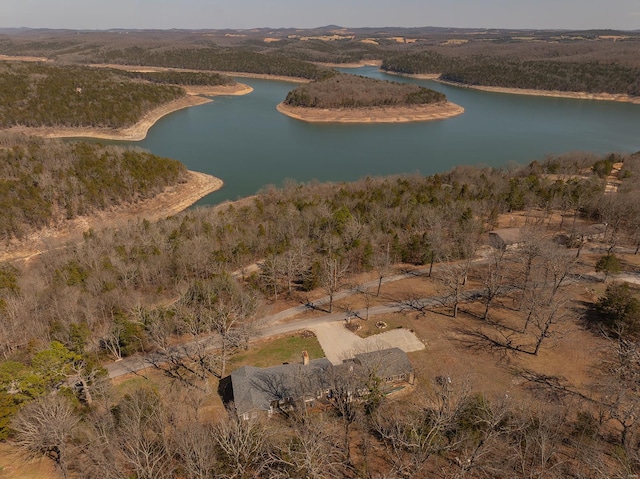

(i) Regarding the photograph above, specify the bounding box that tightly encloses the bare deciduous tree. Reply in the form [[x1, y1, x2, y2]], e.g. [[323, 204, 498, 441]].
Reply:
[[12, 395, 80, 479], [372, 242, 392, 296], [593, 337, 640, 450], [373, 374, 471, 477], [479, 248, 508, 322], [270, 417, 346, 479], [214, 416, 268, 478], [507, 404, 569, 479], [173, 422, 218, 479], [320, 255, 350, 314], [438, 258, 475, 318], [116, 388, 173, 479]]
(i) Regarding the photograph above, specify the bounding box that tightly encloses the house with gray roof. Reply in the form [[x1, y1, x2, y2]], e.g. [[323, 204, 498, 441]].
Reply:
[[488, 228, 526, 250], [229, 354, 333, 421], [226, 348, 414, 420]]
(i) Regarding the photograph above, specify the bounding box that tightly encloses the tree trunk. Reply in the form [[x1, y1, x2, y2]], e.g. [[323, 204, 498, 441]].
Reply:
[[79, 376, 93, 406], [523, 309, 533, 334], [220, 338, 228, 378], [483, 300, 491, 321], [344, 421, 351, 466], [533, 319, 553, 356]]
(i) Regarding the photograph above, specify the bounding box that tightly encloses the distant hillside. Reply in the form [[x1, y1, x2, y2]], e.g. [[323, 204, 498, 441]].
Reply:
[[96, 47, 329, 80], [2, 27, 640, 82], [382, 53, 640, 96], [119, 70, 235, 86]]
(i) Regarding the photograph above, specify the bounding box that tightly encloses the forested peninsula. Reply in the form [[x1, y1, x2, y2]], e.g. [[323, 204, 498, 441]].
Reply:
[[0, 61, 251, 139], [277, 72, 463, 122], [382, 52, 640, 102], [0, 135, 214, 242]]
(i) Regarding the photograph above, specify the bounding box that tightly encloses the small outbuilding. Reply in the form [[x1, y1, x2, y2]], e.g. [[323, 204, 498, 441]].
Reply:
[[488, 228, 525, 251]]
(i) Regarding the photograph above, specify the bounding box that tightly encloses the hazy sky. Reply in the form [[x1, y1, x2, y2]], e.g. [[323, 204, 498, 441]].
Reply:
[[1, 0, 639, 31]]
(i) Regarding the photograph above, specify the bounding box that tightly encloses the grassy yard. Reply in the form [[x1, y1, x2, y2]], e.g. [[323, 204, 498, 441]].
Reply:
[[229, 333, 325, 370]]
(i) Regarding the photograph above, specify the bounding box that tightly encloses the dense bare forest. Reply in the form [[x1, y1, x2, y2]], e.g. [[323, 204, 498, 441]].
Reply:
[[1, 142, 640, 476], [283, 73, 445, 108], [0, 135, 187, 239]]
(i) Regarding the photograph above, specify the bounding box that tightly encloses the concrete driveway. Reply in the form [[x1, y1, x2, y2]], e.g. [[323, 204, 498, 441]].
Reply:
[[309, 320, 425, 365]]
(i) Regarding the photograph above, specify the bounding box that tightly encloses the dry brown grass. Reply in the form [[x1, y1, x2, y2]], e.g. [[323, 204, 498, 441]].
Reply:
[[0, 443, 59, 479], [351, 295, 603, 405], [325, 252, 608, 405]]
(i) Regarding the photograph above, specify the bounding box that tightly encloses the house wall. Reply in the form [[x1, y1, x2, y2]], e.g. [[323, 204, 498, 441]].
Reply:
[[488, 232, 506, 250]]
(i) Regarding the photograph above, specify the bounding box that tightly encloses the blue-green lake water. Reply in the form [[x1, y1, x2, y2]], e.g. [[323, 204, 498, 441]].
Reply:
[[126, 66, 640, 205]]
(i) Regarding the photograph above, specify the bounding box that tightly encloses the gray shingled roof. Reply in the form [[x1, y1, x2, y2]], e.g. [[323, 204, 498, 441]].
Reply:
[[488, 228, 524, 245], [230, 348, 414, 417], [352, 347, 414, 379], [231, 358, 332, 417]]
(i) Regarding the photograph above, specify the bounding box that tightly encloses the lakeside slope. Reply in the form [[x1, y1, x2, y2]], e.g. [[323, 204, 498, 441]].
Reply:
[[276, 101, 464, 123], [0, 170, 223, 263], [434, 79, 640, 105], [383, 69, 640, 105]]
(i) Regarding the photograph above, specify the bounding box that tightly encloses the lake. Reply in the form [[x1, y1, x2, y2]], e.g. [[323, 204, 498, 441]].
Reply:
[[128, 66, 640, 205]]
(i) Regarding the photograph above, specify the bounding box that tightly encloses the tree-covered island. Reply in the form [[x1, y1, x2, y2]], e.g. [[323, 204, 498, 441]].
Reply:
[[277, 72, 463, 123]]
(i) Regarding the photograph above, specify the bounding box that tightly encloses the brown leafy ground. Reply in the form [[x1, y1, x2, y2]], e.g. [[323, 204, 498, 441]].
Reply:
[[0, 170, 223, 264], [0, 443, 58, 479], [321, 267, 600, 401]]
